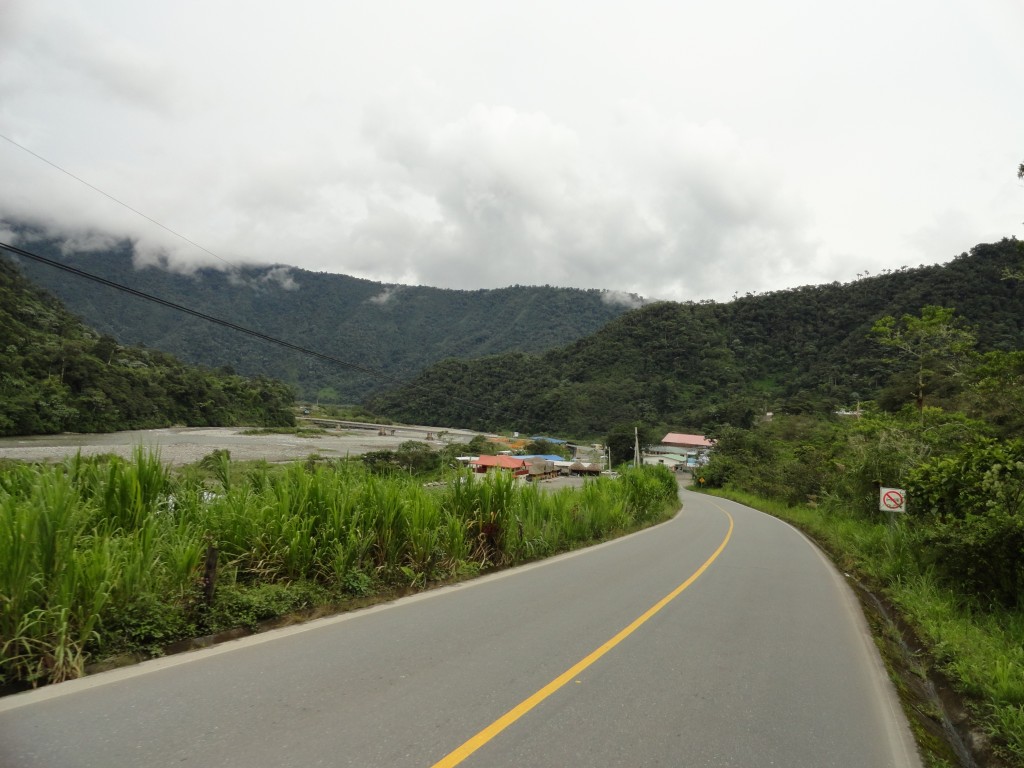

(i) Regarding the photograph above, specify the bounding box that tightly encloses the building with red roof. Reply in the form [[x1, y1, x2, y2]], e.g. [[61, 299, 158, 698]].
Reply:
[[469, 455, 530, 476], [660, 432, 714, 449]]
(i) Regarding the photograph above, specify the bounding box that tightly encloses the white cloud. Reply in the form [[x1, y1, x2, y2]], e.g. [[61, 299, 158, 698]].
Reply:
[[368, 287, 399, 305], [58, 231, 122, 255], [601, 290, 646, 309], [340, 102, 825, 301], [259, 266, 299, 291], [0, 0, 1022, 303]]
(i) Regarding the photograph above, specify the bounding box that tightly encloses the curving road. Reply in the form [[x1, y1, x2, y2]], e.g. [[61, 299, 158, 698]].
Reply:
[[0, 488, 921, 767]]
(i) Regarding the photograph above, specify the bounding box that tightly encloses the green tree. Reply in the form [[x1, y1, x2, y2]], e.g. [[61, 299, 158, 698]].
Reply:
[[522, 439, 568, 458], [1010, 162, 1024, 278], [963, 350, 1024, 438], [394, 441, 441, 474], [467, 434, 496, 454], [366, 239, 1024, 437], [605, 423, 652, 466], [0, 255, 295, 436], [316, 386, 341, 403], [870, 306, 976, 422], [906, 438, 1024, 606]]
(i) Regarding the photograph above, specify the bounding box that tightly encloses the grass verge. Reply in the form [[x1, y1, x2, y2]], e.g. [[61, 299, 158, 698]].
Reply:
[[0, 453, 678, 692]]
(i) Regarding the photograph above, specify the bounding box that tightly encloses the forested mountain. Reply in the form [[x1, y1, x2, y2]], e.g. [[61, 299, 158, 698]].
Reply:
[[0, 255, 294, 436], [366, 239, 1024, 436], [9, 234, 635, 402]]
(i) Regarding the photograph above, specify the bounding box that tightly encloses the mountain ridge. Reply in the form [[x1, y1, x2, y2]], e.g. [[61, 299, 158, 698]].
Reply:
[[7, 232, 639, 401], [0, 254, 294, 436], [366, 239, 1024, 436]]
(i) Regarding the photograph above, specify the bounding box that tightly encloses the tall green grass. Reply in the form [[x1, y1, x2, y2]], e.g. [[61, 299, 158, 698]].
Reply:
[[0, 454, 678, 688]]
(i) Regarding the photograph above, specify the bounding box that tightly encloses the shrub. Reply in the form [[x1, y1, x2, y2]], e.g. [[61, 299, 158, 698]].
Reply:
[[907, 440, 1024, 606]]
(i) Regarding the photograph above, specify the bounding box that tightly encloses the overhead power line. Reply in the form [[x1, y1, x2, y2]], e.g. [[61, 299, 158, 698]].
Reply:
[[1, 240, 511, 427], [0, 131, 237, 270], [0, 240, 401, 383], [0, 135, 515, 428]]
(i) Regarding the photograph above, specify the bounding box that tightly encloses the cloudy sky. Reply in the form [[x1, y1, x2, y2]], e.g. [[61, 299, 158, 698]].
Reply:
[[1, 0, 1022, 302]]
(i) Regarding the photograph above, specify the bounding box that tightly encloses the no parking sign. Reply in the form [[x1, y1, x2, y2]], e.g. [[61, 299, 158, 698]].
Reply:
[[879, 487, 907, 513]]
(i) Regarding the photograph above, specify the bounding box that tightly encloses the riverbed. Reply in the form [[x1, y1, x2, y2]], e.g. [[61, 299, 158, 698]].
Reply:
[[0, 424, 478, 466]]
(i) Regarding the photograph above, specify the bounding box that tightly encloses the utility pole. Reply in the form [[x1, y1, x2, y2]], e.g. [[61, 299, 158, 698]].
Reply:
[[634, 426, 641, 467]]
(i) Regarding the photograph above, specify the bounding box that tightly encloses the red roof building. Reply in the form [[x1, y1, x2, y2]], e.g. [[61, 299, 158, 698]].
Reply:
[[469, 455, 530, 475], [660, 432, 714, 449]]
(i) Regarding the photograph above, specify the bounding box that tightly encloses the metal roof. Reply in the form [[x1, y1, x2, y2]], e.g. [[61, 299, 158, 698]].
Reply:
[[661, 432, 713, 447]]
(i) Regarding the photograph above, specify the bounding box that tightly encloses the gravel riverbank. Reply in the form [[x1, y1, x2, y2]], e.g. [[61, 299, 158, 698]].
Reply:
[[0, 425, 477, 466]]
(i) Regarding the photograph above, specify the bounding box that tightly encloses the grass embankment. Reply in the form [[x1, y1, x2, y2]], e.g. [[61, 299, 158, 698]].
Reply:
[[0, 451, 678, 689], [701, 487, 1024, 767]]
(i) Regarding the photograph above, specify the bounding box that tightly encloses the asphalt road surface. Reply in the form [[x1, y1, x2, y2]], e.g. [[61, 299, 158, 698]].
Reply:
[[0, 488, 921, 767]]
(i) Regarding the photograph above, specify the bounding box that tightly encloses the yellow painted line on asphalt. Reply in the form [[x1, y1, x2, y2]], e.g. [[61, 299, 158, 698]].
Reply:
[[431, 507, 735, 768]]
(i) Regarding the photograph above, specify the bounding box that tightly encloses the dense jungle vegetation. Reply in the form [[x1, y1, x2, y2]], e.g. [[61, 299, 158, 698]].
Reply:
[[7, 231, 633, 402], [0, 256, 295, 435], [368, 239, 1024, 437], [0, 454, 678, 689]]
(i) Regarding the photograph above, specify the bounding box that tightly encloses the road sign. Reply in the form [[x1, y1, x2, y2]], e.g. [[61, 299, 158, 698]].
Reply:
[[879, 487, 906, 513]]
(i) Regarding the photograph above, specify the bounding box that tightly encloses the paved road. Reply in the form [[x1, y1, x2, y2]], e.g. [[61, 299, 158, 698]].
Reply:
[[0, 488, 921, 767]]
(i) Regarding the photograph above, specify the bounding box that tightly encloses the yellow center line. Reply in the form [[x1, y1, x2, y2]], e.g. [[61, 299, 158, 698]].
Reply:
[[431, 507, 735, 768]]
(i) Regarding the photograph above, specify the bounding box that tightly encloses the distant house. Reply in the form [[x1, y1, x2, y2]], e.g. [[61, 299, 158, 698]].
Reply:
[[659, 432, 714, 450], [642, 452, 690, 471], [646, 433, 713, 468], [469, 455, 530, 476]]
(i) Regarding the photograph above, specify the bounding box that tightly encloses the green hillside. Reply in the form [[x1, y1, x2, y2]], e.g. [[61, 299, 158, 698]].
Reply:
[[10, 234, 634, 402], [0, 256, 294, 436], [366, 239, 1024, 436]]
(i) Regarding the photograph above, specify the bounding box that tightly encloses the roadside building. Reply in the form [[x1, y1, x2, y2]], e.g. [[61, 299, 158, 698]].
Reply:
[[525, 458, 558, 481], [642, 452, 691, 471], [648, 432, 714, 467], [658, 432, 714, 451], [468, 454, 530, 477]]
